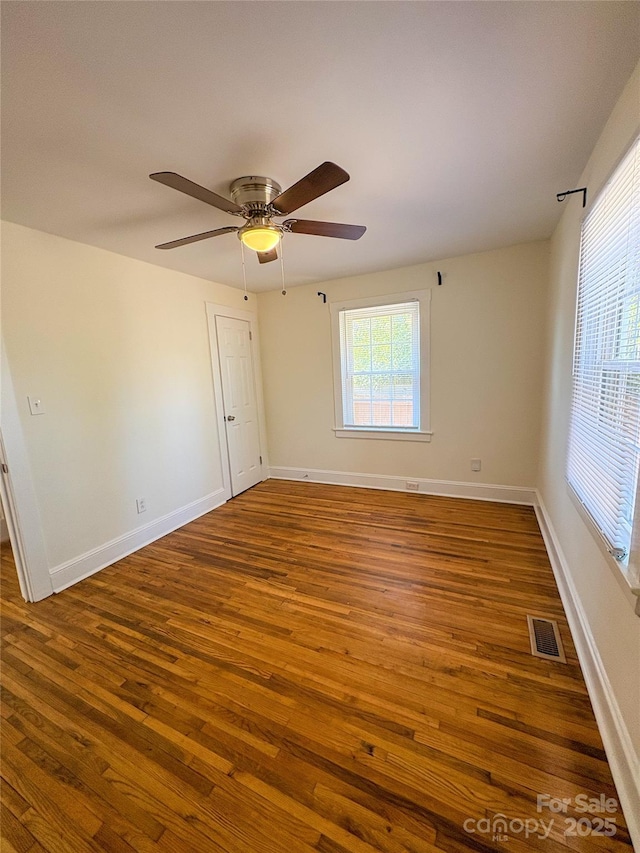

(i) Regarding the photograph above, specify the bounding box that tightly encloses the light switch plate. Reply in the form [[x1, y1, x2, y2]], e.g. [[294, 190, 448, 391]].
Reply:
[[27, 396, 46, 415]]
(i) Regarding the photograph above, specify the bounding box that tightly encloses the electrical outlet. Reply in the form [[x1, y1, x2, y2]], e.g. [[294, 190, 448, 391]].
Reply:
[[471, 458, 482, 472], [406, 481, 420, 491], [136, 497, 147, 514]]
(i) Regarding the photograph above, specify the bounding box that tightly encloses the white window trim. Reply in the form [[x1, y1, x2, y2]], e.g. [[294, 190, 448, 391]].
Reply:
[[330, 290, 432, 441], [565, 134, 640, 601]]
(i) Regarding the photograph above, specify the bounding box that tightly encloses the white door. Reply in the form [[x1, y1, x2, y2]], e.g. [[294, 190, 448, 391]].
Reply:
[[215, 315, 263, 496]]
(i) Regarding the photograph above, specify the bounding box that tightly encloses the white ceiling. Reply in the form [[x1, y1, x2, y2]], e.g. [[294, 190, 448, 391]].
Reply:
[[2, 2, 639, 292]]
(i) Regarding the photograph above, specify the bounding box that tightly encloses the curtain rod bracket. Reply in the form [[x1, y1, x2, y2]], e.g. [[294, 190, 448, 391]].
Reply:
[[556, 187, 587, 208], [317, 291, 327, 303]]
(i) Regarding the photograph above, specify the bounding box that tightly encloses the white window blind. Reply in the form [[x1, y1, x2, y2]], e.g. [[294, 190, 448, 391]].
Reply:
[[339, 300, 420, 430], [567, 135, 640, 560]]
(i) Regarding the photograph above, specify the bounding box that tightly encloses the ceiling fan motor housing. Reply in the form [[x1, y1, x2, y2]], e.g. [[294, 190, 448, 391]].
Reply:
[[237, 216, 281, 245], [229, 176, 282, 213]]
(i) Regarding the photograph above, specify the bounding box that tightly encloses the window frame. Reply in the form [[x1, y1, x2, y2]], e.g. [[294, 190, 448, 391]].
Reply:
[[565, 133, 640, 595], [330, 290, 432, 441]]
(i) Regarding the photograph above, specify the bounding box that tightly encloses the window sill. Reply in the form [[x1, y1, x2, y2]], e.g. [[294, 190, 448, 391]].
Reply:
[[567, 483, 640, 601], [334, 428, 433, 442]]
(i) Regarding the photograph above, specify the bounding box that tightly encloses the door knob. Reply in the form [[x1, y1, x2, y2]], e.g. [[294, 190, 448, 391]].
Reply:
[[226, 415, 236, 421]]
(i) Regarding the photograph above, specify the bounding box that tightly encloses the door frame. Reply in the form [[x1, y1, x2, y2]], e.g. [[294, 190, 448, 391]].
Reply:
[[205, 302, 269, 497], [0, 342, 53, 601]]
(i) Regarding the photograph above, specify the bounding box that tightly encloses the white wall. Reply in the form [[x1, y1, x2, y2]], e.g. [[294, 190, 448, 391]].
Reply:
[[537, 62, 640, 840], [1, 221, 247, 589], [258, 241, 548, 494]]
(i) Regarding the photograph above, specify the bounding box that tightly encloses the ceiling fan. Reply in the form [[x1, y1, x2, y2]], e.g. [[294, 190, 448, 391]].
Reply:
[[149, 162, 366, 264]]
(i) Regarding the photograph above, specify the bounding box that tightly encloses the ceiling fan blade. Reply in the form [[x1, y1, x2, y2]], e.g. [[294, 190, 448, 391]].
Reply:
[[155, 226, 239, 250], [284, 219, 366, 240], [271, 162, 349, 216], [257, 247, 278, 264], [150, 172, 242, 214]]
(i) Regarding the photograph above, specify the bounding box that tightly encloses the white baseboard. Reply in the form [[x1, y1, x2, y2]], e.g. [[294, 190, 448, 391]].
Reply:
[[49, 487, 228, 593], [534, 494, 640, 848], [269, 466, 536, 505]]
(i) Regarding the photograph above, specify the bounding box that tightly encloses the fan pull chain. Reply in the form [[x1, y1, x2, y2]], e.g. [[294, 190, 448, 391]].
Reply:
[[279, 237, 287, 296], [240, 241, 249, 301]]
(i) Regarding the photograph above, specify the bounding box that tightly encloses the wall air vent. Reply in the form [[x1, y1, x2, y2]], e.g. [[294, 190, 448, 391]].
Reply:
[[526, 615, 566, 663]]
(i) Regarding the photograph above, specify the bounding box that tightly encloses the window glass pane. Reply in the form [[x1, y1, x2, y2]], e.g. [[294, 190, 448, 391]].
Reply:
[[371, 374, 392, 398], [392, 401, 413, 427], [392, 339, 412, 370], [352, 345, 371, 373], [393, 373, 413, 398], [370, 316, 391, 344], [352, 374, 371, 397], [371, 345, 392, 371], [392, 313, 412, 341], [340, 300, 420, 430], [372, 401, 391, 426], [618, 294, 640, 359], [353, 400, 372, 425], [352, 318, 370, 347]]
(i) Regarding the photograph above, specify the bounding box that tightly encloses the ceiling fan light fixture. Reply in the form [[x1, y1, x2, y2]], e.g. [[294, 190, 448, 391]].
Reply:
[[239, 220, 281, 253]]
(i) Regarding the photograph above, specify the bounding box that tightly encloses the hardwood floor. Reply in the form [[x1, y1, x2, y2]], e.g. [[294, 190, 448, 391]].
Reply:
[[0, 480, 633, 852]]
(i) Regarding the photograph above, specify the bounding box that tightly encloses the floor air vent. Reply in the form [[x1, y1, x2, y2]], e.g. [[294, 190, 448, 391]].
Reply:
[[526, 615, 566, 663]]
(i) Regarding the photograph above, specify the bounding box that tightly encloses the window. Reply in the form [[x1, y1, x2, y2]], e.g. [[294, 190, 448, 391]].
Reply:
[[567, 135, 640, 563], [330, 291, 431, 441]]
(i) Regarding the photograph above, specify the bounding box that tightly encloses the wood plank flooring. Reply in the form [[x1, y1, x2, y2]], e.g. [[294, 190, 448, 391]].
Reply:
[[0, 480, 633, 852]]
